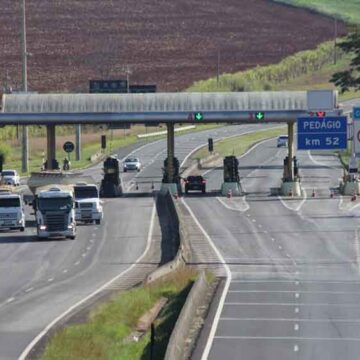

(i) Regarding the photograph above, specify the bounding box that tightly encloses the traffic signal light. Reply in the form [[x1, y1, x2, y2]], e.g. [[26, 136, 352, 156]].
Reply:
[[101, 135, 106, 149], [208, 138, 213, 152], [223, 156, 240, 183]]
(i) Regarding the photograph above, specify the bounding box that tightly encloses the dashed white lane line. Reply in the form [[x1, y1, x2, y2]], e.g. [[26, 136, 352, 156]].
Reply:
[[278, 245, 282, 250], [47, 278, 54, 282], [63, 269, 68, 273], [74, 261, 80, 266], [294, 344, 299, 352], [81, 253, 87, 258], [295, 293, 300, 299], [19, 203, 157, 360], [6, 297, 15, 303], [258, 224, 262, 228], [181, 198, 232, 360], [86, 246, 91, 251], [25, 288, 33, 293], [295, 307, 300, 314], [271, 238, 275, 242], [294, 323, 300, 331], [252, 219, 256, 223]]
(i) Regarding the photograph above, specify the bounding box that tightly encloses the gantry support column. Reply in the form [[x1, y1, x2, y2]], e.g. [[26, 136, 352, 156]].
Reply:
[[287, 121, 294, 181], [166, 123, 175, 183], [46, 124, 56, 170], [76, 124, 81, 161]]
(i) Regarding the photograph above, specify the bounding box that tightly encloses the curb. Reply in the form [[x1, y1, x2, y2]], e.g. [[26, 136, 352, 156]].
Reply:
[[164, 271, 210, 360]]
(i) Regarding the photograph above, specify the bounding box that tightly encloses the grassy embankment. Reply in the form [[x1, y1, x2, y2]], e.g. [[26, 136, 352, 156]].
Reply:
[[192, 127, 286, 160], [273, 0, 360, 25], [42, 269, 198, 360], [187, 41, 359, 101]]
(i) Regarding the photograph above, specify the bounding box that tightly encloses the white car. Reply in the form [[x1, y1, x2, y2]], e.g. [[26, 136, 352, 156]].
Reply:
[[277, 135, 288, 148], [1, 169, 20, 186], [123, 157, 141, 172]]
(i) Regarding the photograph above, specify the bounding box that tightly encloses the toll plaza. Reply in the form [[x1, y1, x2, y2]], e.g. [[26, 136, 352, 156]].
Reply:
[[0, 90, 342, 196]]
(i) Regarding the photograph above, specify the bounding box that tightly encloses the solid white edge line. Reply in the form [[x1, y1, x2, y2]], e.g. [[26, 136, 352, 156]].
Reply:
[[180, 198, 232, 360], [18, 202, 156, 360]]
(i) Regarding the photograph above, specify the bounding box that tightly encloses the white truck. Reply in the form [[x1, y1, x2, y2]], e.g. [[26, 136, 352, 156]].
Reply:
[[33, 186, 76, 239], [74, 183, 103, 224], [0, 192, 25, 232]]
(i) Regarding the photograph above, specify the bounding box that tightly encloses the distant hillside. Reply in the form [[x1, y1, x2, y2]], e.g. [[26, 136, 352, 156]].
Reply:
[[274, 0, 360, 24], [0, 0, 346, 92]]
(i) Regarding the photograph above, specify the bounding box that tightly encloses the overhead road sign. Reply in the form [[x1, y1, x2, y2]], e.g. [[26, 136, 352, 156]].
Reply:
[[353, 107, 360, 157], [297, 116, 347, 150], [89, 80, 128, 93], [353, 107, 360, 120], [129, 85, 156, 93], [0, 110, 310, 126]]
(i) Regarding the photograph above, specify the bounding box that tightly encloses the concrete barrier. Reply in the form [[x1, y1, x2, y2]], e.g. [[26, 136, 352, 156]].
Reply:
[[145, 191, 190, 283], [164, 271, 210, 360]]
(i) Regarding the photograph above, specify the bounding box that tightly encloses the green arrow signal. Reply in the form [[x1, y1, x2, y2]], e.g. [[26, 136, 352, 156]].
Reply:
[[255, 112, 265, 120], [195, 112, 204, 121]]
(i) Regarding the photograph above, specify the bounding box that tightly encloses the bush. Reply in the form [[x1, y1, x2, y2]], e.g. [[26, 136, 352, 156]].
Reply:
[[188, 41, 343, 92]]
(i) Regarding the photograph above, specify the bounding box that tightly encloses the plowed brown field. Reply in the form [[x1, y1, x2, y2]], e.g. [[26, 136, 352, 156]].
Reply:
[[0, 0, 346, 92]]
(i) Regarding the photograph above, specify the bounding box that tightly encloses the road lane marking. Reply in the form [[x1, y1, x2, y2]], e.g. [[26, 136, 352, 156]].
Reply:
[[25, 288, 33, 293], [225, 302, 360, 307], [295, 307, 300, 314], [181, 198, 232, 360], [47, 278, 54, 282], [74, 261, 80, 266], [19, 202, 156, 360], [214, 336, 360, 341], [62, 269, 68, 273], [294, 344, 299, 352], [294, 323, 299, 331], [220, 317, 360, 323], [6, 297, 15, 303]]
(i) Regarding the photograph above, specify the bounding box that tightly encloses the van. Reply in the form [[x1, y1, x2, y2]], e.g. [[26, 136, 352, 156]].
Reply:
[[0, 193, 25, 231], [277, 135, 288, 147]]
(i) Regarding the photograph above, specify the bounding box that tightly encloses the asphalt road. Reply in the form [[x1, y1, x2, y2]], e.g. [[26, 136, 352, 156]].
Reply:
[[186, 136, 360, 360], [0, 123, 273, 359]]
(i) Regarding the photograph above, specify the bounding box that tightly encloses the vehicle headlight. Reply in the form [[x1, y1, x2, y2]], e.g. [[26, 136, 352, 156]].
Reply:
[[39, 225, 47, 230], [68, 225, 73, 229]]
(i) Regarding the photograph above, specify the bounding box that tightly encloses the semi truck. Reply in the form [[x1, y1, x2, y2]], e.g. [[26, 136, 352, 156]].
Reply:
[[100, 156, 123, 197], [0, 191, 25, 232], [33, 185, 76, 239], [74, 183, 103, 224]]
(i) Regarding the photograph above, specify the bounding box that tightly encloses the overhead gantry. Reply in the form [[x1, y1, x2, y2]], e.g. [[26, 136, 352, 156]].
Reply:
[[1, 90, 340, 195]]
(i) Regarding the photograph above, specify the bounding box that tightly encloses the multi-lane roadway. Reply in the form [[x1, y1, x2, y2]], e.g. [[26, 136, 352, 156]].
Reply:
[[0, 97, 358, 359], [0, 123, 274, 359], [187, 135, 360, 360]]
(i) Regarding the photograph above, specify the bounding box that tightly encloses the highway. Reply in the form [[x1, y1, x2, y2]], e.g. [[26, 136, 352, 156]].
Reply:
[[0, 123, 273, 359], [186, 136, 360, 359]]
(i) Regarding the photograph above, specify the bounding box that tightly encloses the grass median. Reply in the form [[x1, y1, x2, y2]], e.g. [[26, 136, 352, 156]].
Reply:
[[191, 127, 287, 160], [41, 269, 197, 360]]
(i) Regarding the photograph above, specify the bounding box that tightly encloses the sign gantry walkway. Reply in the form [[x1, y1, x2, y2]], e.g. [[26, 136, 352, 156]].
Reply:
[[0, 91, 339, 181]]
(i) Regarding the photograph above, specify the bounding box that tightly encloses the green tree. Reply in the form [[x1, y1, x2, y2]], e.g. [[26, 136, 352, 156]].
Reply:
[[331, 32, 360, 93]]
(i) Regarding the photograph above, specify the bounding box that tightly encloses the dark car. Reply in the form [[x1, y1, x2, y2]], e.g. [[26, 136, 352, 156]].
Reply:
[[184, 175, 206, 194]]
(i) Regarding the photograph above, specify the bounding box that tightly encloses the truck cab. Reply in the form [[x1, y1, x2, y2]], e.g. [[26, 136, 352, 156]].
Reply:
[[0, 192, 25, 232], [74, 183, 103, 225], [34, 186, 76, 239]]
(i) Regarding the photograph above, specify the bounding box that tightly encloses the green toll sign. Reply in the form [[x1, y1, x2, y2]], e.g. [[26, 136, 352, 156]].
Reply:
[[255, 112, 265, 120], [194, 112, 204, 121]]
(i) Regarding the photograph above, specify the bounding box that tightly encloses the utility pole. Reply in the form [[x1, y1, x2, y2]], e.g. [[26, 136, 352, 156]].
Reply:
[[216, 49, 220, 87], [334, 17, 338, 65], [21, 0, 29, 173]]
